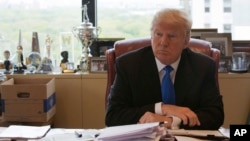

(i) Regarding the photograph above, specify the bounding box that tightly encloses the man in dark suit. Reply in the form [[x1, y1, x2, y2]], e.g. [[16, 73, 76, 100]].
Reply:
[[105, 8, 224, 130]]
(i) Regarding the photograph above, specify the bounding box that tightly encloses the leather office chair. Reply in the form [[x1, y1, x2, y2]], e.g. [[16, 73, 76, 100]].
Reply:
[[105, 37, 220, 107]]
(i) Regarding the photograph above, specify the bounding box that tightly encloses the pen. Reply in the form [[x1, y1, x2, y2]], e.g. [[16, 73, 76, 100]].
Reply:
[[95, 133, 100, 138], [75, 130, 82, 138]]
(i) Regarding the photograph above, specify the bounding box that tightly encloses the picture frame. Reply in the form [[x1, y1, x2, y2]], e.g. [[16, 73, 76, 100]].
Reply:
[[232, 40, 250, 47], [89, 57, 107, 73], [201, 33, 232, 57], [232, 40, 250, 53], [218, 56, 232, 73], [191, 28, 218, 39], [90, 38, 125, 57]]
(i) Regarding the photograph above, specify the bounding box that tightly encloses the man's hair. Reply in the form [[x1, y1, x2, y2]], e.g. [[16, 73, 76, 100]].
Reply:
[[151, 8, 192, 35], [4, 50, 10, 54]]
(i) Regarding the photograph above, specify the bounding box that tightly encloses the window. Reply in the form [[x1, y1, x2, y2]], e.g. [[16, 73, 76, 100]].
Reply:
[[204, 0, 210, 13], [93, 0, 250, 40], [223, 0, 231, 13], [224, 7, 231, 13], [0, 0, 81, 66], [96, 0, 186, 39], [205, 7, 210, 13], [223, 24, 232, 33], [1, 0, 250, 67], [224, 0, 231, 7], [204, 24, 211, 28]]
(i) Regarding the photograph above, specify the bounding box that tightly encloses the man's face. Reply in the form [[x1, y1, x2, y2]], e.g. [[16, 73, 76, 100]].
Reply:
[[151, 22, 189, 65], [4, 52, 10, 59]]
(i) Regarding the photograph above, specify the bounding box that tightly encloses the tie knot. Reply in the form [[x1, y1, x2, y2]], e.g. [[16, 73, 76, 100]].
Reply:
[[164, 65, 173, 73]]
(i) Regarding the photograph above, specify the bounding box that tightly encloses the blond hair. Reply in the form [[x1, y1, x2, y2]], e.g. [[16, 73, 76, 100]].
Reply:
[[151, 8, 192, 35]]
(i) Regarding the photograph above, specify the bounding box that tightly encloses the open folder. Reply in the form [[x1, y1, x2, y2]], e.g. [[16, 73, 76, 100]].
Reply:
[[0, 125, 51, 140], [96, 122, 166, 141]]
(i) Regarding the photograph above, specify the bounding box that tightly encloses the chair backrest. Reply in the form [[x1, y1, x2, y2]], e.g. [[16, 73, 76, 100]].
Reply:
[[105, 37, 220, 107]]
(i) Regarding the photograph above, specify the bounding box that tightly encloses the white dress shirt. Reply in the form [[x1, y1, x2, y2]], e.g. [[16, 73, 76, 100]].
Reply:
[[154, 57, 182, 129]]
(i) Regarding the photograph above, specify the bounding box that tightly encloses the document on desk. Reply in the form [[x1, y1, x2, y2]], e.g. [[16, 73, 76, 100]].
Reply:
[[0, 125, 50, 140], [96, 122, 164, 141], [168, 128, 229, 140]]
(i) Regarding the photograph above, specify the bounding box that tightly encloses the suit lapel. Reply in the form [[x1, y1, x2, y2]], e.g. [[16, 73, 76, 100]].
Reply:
[[137, 47, 162, 102], [175, 49, 196, 104]]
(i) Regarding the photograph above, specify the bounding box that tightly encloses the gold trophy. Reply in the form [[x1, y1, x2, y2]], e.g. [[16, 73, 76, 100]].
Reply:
[[72, 4, 99, 73]]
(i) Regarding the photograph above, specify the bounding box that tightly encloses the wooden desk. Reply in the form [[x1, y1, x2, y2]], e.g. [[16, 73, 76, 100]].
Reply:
[[1, 73, 249, 129], [219, 73, 250, 128]]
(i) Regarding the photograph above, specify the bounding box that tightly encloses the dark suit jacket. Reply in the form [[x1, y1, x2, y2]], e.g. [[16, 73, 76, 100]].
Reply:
[[105, 46, 224, 130]]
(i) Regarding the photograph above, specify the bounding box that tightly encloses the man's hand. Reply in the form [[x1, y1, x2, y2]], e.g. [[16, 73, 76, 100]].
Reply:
[[162, 104, 200, 127], [138, 112, 172, 128]]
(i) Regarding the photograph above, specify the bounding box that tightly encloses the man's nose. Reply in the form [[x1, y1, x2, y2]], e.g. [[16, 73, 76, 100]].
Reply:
[[160, 36, 170, 47]]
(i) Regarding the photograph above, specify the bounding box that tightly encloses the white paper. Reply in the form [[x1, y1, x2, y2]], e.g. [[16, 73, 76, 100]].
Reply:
[[0, 125, 51, 139], [30, 128, 100, 141], [175, 136, 209, 141], [96, 122, 160, 141], [219, 127, 230, 138]]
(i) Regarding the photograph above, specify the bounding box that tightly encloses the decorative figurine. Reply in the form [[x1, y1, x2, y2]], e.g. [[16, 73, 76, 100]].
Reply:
[[14, 30, 26, 73], [36, 57, 53, 73], [17, 45, 27, 69], [60, 51, 75, 73], [60, 51, 68, 71], [26, 32, 42, 73], [45, 34, 53, 58], [60, 51, 69, 64], [27, 51, 41, 69], [31, 32, 40, 53], [3, 50, 12, 74], [36, 35, 54, 73]]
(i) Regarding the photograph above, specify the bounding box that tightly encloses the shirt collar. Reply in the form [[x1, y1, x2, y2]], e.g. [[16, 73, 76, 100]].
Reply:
[[155, 56, 181, 72]]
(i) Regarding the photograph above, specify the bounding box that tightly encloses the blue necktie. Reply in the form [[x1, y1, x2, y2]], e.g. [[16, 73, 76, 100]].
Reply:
[[161, 65, 175, 104]]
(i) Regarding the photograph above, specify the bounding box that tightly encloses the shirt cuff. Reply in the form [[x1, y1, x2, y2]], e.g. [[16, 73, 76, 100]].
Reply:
[[168, 115, 181, 129], [155, 102, 163, 115]]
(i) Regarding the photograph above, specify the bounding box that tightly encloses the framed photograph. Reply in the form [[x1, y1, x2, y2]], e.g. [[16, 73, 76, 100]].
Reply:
[[201, 33, 232, 57], [90, 38, 125, 57], [90, 57, 107, 73], [218, 56, 232, 73], [232, 40, 250, 53], [232, 40, 250, 47], [191, 28, 218, 39]]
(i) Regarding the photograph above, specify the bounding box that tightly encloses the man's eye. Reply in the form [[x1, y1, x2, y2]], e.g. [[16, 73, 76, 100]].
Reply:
[[155, 32, 163, 37], [168, 34, 176, 38]]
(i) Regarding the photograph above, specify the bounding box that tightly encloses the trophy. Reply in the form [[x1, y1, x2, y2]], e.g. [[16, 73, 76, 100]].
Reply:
[[14, 30, 27, 74], [72, 4, 99, 73], [26, 32, 41, 72], [35, 35, 53, 74], [36, 34, 54, 73]]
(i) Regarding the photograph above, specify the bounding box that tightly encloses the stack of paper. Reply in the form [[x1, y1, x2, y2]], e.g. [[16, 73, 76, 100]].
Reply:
[[0, 125, 51, 140], [96, 122, 165, 141]]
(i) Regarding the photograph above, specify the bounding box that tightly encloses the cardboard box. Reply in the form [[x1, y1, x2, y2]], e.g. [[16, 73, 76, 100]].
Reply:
[[0, 78, 56, 122]]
